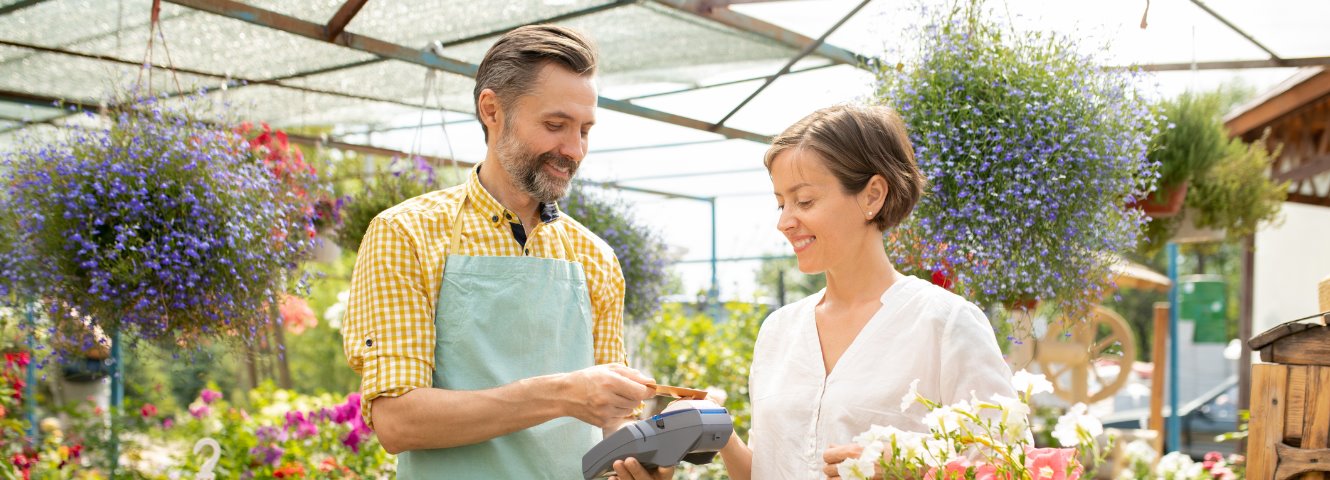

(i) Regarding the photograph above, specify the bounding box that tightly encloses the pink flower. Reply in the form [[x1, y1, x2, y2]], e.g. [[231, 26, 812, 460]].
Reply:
[[925, 460, 977, 480], [972, 463, 1003, 480], [162, 417, 174, 429], [1024, 447, 1083, 480], [189, 404, 210, 419], [341, 429, 365, 453], [200, 389, 222, 404], [296, 420, 318, 438], [140, 403, 157, 418], [280, 295, 317, 335]]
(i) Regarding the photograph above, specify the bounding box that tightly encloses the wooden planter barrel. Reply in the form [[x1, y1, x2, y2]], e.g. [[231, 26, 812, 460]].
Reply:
[[1247, 312, 1330, 480]]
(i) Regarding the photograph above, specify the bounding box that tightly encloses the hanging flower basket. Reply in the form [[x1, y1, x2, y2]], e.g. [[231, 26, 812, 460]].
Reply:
[[878, 4, 1157, 318], [0, 96, 314, 347]]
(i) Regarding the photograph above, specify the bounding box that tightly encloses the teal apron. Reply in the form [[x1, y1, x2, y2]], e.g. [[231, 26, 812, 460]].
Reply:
[[397, 191, 600, 479]]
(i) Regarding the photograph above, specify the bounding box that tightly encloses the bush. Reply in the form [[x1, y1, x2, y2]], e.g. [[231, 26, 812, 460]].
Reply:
[[562, 187, 671, 324]]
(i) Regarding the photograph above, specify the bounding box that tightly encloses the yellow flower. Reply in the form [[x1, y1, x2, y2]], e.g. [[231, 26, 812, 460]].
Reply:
[[39, 417, 60, 433]]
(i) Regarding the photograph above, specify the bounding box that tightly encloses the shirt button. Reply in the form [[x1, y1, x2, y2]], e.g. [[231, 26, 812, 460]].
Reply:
[[491, 215, 499, 223], [524, 248, 530, 255]]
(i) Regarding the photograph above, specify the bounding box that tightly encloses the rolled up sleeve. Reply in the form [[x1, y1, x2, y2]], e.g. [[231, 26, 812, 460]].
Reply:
[[343, 216, 436, 428]]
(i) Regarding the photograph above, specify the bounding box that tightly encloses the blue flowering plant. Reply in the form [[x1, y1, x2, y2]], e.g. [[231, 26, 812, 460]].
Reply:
[[0, 96, 311, 347], [878, 3, 1158, 319], [562, 186, 671, 323]]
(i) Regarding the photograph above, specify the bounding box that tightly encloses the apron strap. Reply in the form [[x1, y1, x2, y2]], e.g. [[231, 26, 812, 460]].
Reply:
[[446, 189, 579, 260]]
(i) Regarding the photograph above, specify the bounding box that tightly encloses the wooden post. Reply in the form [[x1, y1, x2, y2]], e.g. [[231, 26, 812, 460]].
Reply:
[[1302, 367, 1330, 480], [1238, 235, 1254, 456], [1249, 364, 1289, 479], [1150, 302, 1169, 448]]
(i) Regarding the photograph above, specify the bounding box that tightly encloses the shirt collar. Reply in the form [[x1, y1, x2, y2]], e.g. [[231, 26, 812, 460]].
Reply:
[[469, 163, 562, 226]]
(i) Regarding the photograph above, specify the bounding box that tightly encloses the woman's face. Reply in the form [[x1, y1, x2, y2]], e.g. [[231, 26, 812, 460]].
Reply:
[[770, 148, 876, 275]]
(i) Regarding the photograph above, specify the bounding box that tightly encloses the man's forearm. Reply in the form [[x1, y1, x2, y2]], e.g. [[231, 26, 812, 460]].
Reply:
[[372, 373, 568, 453]]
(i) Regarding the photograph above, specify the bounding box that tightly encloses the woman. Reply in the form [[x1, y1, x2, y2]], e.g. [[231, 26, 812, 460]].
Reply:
[[729, 104, 1016, 479], [612, 105, 1017, 480]]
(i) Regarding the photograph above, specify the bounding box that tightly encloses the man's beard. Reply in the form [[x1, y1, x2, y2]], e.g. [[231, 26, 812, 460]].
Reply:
[[496, 129, 578, 203]]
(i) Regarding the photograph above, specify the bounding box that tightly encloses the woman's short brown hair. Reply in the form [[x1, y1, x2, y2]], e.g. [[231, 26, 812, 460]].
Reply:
[[764, 104, 926, 231], [473, 24, 598, 142]]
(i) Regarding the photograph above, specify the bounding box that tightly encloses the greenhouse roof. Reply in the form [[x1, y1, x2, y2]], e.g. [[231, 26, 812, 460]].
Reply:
[[2, 0, 1328, 296]]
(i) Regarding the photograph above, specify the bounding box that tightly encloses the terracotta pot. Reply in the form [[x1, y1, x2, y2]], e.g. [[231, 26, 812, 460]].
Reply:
[[1004, 297, 1041, 312], [1127, 181, 1189, 218]]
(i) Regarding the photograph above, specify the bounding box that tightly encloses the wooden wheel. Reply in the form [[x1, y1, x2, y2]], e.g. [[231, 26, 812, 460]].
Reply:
[[1035, 305, 1136, 404]]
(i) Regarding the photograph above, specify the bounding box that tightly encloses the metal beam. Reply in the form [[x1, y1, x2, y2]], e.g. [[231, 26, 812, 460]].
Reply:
[[1136, 56, 1330, 71], [651, 0, 870, 68], [614, 166, 764, 182], [1189, 0, 1282, 61], [0, 0, 54, 16], [0, 39, 467, 114], [0, 88, 724, 204], [577, 179, 713, 202], [164, 0, 772, 143], [324, 0, 370, 41], [620, 61, 836, 101], [713, 0, 869, 129], [590, 139, 728, 154], [432, 0, 636, 49]]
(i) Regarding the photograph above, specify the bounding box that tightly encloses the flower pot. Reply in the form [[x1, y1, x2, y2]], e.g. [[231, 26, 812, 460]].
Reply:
[[1005, 297, 1041, 312], [1128, 182, 1189, 218]]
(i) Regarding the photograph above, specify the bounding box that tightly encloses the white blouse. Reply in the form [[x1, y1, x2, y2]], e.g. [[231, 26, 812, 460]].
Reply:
[[748, 275, 1016, 480]]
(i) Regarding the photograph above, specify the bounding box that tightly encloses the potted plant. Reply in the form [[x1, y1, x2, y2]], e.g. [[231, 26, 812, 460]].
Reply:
[[1134, 91, 1229, 218], [879, 3, 1158, 318], [1185, 135, 1288, 237], [0, 96, 313, 347], [336, 156, 443, 253], [1139, 128, 1288, 251]]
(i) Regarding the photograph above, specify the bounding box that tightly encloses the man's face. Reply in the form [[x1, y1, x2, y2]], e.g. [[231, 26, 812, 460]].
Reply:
[[495, 63, 598, 203]]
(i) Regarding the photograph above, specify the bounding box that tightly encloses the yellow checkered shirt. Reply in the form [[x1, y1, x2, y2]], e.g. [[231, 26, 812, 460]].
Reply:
[[343, 165, 627, 427]]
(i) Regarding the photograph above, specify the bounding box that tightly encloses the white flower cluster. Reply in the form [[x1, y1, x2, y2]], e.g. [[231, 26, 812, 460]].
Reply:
[[840, 370, 1102, 480]]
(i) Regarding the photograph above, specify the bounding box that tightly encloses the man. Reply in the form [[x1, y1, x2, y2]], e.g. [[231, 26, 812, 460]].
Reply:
[[342, 25, 665, 479]]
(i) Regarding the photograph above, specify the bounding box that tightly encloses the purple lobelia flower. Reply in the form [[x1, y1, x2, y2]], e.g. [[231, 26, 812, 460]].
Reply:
[[877, 4, 1158, 321], [0, 94, 316, 349]]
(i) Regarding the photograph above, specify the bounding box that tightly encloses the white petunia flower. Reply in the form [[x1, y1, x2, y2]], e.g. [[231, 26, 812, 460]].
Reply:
[[1052, 403, 1102, 447], [901, 379, 921, 412], [989, 393, 1031, 439], [837, 452, 880, 480], [1012, 369, 1054, 395], [1156, 451, 1194, 475]]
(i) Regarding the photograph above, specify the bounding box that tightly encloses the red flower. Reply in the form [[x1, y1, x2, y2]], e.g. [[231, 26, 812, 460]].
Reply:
[[274, 463, 306, 478], [930, 269, 955, 290], [140, 403, 158, 418]]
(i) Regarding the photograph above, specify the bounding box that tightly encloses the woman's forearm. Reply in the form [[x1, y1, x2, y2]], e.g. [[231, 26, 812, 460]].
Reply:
[[720, 431, 753, 480]]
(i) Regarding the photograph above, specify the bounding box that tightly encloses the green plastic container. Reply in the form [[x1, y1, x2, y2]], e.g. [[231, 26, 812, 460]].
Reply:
[[1179, 274, 1228, 343]]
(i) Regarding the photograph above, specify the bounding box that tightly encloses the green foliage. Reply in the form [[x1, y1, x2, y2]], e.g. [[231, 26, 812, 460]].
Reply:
[[337, 157, 450, 253], [285, 251, 361, 396], [1150, 91, 1228, 189], [754, 257, 825, 304], [562, 187, 672, 323], [1186, 136, 1288, 238], [640, 303, 765, 440]]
